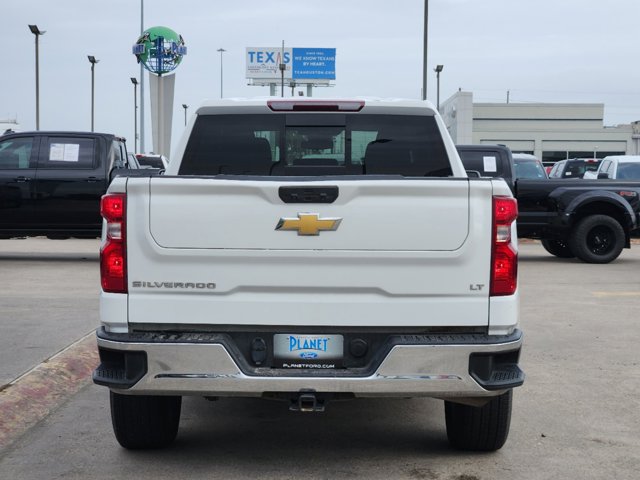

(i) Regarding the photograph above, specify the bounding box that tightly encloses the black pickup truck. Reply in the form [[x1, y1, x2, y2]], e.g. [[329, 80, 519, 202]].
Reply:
[[457, 145, 640, 263], [0, 130, 135, 239]]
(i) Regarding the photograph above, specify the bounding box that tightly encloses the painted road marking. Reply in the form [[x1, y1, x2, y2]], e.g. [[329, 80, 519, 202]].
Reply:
[[0, 332, 98, 451], [592, 292, 640, 298]]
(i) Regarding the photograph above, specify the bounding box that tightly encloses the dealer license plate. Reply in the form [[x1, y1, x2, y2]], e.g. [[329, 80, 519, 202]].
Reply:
[[273, 334, 344, 369]]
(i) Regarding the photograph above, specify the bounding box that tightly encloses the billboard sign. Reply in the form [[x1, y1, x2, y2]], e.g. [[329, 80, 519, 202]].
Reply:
[[291, 48, 336, 80], [246, 47, 336, 82], [246, 48, 292, 79]]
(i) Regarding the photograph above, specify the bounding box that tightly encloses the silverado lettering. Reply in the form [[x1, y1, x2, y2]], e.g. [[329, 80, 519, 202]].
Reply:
[[131, 281, 216, 289]]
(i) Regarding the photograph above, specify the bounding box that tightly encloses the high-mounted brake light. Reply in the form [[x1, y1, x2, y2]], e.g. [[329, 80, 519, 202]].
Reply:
[[267, 100, 365, 112], [491, 196, 518, 296], [100, 193, 127, 293]]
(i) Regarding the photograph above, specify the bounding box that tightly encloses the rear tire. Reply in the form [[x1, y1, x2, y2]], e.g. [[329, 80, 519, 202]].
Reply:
[[110, 392, 181, 449], [540, 238, 574, 258], [569, 215, 625, 264], [445, 390, 512, 451]]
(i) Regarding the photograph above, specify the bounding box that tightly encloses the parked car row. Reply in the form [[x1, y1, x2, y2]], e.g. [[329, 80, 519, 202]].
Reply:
[[457, 144, 640, 264], [543, 155, 640, 181]]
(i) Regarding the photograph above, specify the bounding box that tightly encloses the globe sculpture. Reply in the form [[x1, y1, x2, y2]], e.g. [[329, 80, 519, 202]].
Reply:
[[133, 26, 186, 76]]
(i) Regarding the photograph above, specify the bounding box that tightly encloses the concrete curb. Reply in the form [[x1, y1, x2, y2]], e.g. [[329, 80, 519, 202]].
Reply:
[[0, 332, 98, 451]]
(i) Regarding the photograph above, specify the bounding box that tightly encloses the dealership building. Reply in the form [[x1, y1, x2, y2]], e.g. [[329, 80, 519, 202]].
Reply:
[[440, 91, 640, 163]]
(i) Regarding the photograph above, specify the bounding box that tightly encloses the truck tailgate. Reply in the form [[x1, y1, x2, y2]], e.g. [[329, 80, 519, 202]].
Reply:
[[125, 177, 493, 328]]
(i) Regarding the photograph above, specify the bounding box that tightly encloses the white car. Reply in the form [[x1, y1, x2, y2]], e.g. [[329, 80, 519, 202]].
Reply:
[[583, 155, 640, 180]]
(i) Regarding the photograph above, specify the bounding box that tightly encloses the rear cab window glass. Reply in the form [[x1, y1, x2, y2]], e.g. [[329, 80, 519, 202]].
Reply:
[[456, 150, 506, 178], [179, 114, 451, 177], [41, 137, 96, 169], [560, 160, 600, 178]]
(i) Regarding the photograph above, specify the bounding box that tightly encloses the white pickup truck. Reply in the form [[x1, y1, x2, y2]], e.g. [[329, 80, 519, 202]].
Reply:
[[93, 98, 524, 451]]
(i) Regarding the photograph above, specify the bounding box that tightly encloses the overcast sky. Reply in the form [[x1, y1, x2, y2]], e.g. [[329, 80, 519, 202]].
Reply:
[[2, 0, 639, 153]]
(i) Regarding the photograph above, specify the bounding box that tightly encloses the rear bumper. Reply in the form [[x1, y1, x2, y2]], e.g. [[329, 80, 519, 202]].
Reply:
[[93, 328, 524, 399]]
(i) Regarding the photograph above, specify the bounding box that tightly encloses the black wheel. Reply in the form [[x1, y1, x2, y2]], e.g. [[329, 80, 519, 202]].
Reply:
[[110, 392, 181, 449], [540, 238, 574, 258], [569, 215, 625, 264], [445, 390, 512, 451]]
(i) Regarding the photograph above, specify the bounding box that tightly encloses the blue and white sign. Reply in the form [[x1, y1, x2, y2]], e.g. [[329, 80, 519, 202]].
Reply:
[[246, 47, 336, 82], [292, 48, 336, 80], [246, 47, 292, 79]]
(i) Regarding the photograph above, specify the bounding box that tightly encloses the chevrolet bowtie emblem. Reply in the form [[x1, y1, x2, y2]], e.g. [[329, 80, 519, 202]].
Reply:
[[276, 213, 342, 236]]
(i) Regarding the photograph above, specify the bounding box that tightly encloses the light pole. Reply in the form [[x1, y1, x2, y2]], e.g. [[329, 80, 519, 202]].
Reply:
[[182, 104, 188, 126], [422, 1, 429, 100], [29, 25, 46, 130], [434, 64, 443, 111], [130, 77, 138, 152], [88, 56, 99, 132], [139, 0, 146, 153], [217, 48, 226, 98], [279, 40, 286, 98]]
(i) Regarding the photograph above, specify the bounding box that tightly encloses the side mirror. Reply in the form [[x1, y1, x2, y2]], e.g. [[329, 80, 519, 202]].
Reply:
[[597, 172, 609, 179]]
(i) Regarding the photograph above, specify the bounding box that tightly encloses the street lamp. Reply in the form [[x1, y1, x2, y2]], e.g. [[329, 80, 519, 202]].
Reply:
[[434, 64, 444, 111], [422, 1, 429, 100], [88, 55, 99, 132], [217, 48, 226, 98], [29, 24, 46, 130], [182, 104, 188, 126], [130, 77, 138, 152]]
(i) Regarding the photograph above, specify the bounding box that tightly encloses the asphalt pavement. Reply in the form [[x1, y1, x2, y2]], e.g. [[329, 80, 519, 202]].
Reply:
[[0, 237, 100, 386], [0, 238, 639, 479]]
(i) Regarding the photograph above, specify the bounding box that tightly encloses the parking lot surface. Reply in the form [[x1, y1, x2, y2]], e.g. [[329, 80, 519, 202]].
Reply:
[[0, 238, 100, 386], [0, 239, 639, 479]]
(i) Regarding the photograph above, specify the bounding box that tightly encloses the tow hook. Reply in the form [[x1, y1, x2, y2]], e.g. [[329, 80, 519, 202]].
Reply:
[[290, 391, 325, 413]]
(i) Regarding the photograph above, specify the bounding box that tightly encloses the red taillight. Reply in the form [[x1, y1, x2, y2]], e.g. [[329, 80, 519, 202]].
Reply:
[[491, 196, 518, 296], [101, 194, 124, 222], [100, 193, 127, 293], [267, 100, 365, 112]]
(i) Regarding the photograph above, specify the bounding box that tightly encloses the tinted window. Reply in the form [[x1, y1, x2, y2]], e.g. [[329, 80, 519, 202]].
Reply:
[[602, 160, 614, 175], [111, 141, 125, 169], [0, 137, 34, 169], [456, 149, 507, 178], [616, 163, 640, 180], [548, 161, 564, 178], [561, 160, 601, 178], [514, 159, 547, 179], [180, 114, 451, 177], [137, 155, 165, 168], [42, 137, 96, 169]]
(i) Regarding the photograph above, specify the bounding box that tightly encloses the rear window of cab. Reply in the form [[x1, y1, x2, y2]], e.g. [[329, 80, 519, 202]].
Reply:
[[180, 114, 451, 177]]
